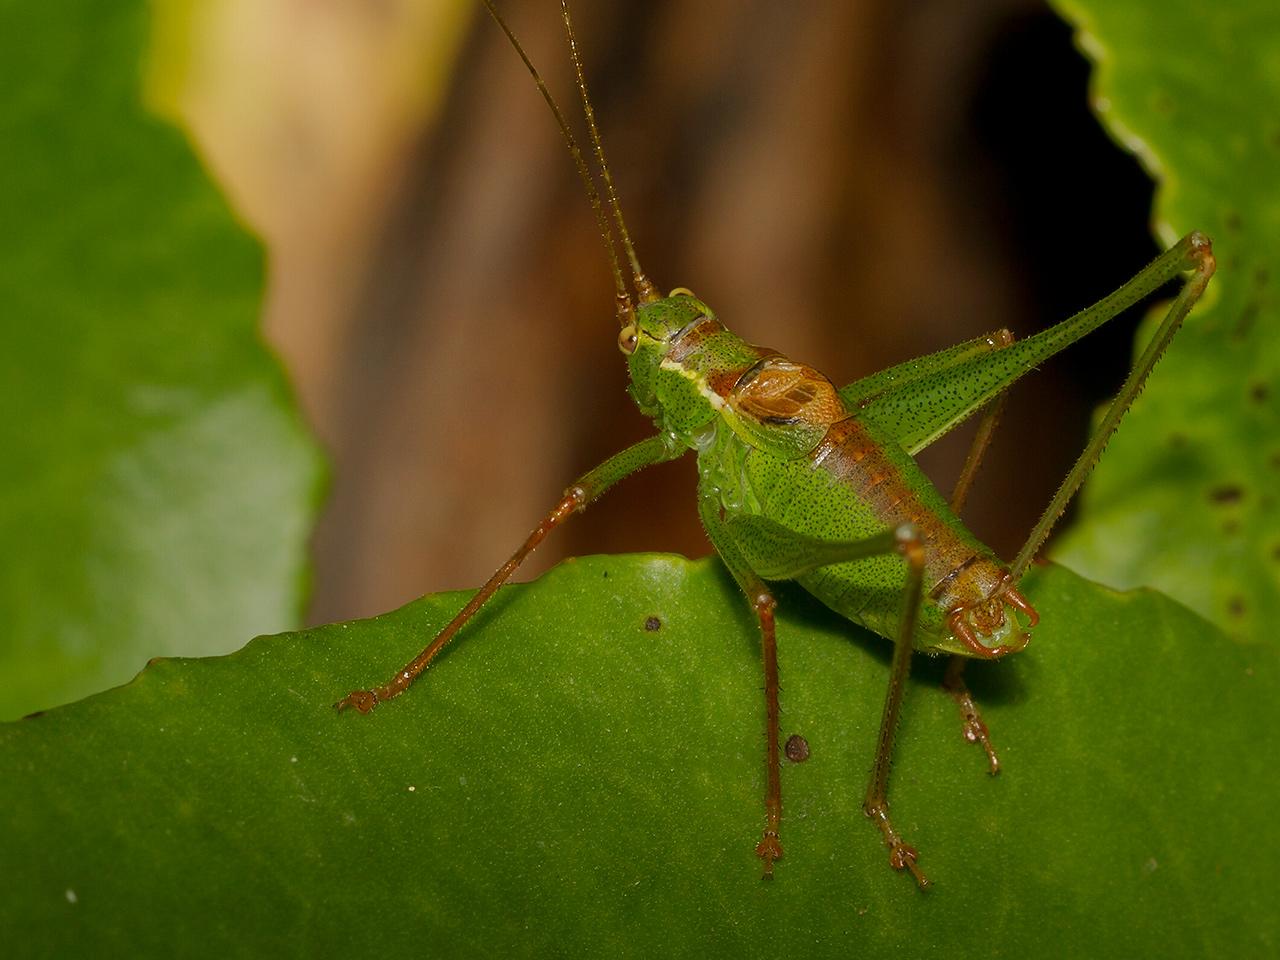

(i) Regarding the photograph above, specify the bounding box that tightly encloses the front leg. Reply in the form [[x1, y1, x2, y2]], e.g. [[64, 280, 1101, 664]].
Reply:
[[336, 436, 681, 713], [697, 495, 785, 877], [752, 589, 785, 873]]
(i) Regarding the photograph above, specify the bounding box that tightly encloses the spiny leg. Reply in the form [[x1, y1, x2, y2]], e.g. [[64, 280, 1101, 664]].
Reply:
[[934, 235, 1215, 771], [336, 435, 679, 713], [944, 332, 1014, 775], [863, 525, 930, 888], [1009, 232, 1216, 580], [696, 497, 786, 876]]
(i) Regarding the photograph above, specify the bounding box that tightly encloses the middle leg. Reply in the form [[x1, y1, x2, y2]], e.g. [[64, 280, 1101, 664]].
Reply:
[[862, 525, 931, 889]]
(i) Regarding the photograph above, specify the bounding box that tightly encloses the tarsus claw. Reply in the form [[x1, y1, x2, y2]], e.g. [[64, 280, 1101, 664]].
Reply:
[[334, 689, 379, 714], [756, 832, 783, 878], [889, 844, 931, 890]]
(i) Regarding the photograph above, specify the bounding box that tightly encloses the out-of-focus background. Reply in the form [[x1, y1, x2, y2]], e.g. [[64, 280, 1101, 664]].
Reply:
[[160, 0, 1161, 625]]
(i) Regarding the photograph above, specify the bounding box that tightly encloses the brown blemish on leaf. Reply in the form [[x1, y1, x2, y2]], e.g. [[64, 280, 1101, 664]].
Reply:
[[1227, 596, 1246, 619], [784, 734, 810, 763], [644, 616, 662, 632], [1208, 484, 1244, 505]]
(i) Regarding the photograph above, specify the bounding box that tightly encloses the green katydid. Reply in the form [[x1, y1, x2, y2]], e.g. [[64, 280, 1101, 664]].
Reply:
[[337, 0, 1216, 888]]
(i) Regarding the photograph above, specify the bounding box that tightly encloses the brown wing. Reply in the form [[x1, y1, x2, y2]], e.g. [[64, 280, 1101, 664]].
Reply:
[[730, 358, 848, 426]]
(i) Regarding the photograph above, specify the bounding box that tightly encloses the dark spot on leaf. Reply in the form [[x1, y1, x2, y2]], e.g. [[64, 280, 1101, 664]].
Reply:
[[644, 616, 662, 632], [1227, 596, 1246, 619], [1208, 484, 1244, 505], [22, 710, 45, 720], [1272, 543, 1280, 563], [1223, 211, 1242, 233], [1271, 452, 1280, 471], [1234, 301, 1259, 339], [1168, 432, 1188, 448], [1222, 519, 1239, 535], [1251, 383, 1270, 404], [784, 734, 810, 763], [602, 571, 609, 579]]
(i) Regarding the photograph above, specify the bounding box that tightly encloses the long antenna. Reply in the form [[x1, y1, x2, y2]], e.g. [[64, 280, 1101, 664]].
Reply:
[[481, 0, 634, 326], [559, 1, 658, 304]]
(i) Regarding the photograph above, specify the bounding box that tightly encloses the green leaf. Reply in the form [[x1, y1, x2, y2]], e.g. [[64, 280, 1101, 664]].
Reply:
[[1048, 0, 1280, 642], [2, 556, 1275, 958], [0, 2, 324, 719]]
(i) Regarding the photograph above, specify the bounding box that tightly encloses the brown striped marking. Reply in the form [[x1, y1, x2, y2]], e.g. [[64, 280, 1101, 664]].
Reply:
[[663, 316, 722, 364], [809, 419, 1007, 610]]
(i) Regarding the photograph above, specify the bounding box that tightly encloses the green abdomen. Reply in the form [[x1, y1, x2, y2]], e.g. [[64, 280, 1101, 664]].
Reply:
[[699, 416, 1005, 648]]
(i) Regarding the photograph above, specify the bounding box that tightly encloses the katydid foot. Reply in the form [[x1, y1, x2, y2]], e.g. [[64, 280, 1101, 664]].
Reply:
[[334, 688, 381, 714], [865, 803, 930, 889], [943, 656, 1000, 775], [756, 831, 783, 879], [335, 672, 416, 712], [332, 686, 386, 716]]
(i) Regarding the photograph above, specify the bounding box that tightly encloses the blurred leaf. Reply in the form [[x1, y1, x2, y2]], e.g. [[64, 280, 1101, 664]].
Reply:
[[0, 1, 324, 719], [1049, 0, 1280, 641], [2, 556, 1274, 958]]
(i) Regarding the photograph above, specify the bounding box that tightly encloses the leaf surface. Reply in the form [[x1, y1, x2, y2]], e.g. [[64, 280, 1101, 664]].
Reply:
[[1049, 0, 1280, 642], [2, 556, 1274, 958], [0, 1, 324, 718]]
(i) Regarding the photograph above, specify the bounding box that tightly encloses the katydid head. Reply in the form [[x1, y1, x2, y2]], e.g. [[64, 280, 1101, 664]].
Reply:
[[622, 291, 714, 414], [625, 290, 711, 348]]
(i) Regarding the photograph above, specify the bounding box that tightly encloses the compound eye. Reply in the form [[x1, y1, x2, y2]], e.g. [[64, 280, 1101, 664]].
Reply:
[[617, 323, 638, 355]]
